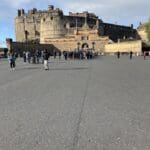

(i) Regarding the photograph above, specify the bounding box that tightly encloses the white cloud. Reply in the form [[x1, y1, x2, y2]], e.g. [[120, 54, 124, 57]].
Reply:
[[60, 0, 150, 26], [0, 0, 150, 46], [1, 0, 149, 25]]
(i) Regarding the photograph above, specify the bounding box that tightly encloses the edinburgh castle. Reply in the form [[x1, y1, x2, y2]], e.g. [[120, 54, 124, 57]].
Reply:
[[7, 5, 143, 54]]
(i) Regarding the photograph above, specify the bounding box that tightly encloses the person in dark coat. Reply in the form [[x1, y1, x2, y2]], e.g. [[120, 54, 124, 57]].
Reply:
[[64, 51, 68, 60], [8, 51, 16, 70], [58, 51, 62, 60], [23, 51, 26, 63], [117, 51, 120, 59], [129, 51, 133, 59]]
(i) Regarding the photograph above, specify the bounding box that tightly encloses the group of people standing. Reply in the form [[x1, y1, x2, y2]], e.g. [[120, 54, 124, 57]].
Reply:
[[23, 49, 50, 70], [7, 49, 96, 71], [23, 50, 42, 64], [7, 49, 49, 71], [7, 49, 149, 71], [63, 50, 95, 60]]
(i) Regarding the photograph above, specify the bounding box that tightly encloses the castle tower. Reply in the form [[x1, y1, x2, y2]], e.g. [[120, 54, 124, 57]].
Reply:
[[15, 9, 26, 42], [15, 8, 41, 43], [40, 8, 66, 43]]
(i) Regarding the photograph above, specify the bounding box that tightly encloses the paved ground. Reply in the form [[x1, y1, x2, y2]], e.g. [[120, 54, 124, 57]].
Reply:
[[0, 56, 150, 150]]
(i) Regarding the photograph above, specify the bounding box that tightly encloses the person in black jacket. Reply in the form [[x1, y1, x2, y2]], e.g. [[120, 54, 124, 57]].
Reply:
[[129, 51, 133, 59], [43, 49, 49, 70], [117, 51, 120, 59]]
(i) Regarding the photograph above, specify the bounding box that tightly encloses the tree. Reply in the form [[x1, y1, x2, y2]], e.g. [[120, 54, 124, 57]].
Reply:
[[146, 19, 150, 41]]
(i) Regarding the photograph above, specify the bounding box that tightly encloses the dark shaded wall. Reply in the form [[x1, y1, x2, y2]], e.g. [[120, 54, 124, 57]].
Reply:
[[101, 23, 137, 42], [6, 39, 58, 56]]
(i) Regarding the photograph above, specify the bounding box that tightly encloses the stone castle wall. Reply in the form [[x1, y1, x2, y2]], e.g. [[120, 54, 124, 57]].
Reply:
[[105, 40, 142, 54], [15, 5, 137, 44], [42, 28, 110, 52], [15, 9, 41, 42], [12, 5, 142, 54], [40, 13, 66, 43]]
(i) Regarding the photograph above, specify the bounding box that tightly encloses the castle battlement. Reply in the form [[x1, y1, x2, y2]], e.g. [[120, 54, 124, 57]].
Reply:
[[17, 5, 63, 17], [15, 5, 137, 45], [69, 11, 98, 19]]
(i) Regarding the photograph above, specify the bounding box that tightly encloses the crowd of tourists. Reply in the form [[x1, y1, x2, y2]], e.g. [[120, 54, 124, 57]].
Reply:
[[7, 49, 97, 71], [7, 49, 150, 71]]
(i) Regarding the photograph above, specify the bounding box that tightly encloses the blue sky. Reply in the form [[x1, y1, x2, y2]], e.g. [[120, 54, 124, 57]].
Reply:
[[0, 0, 149, 47]]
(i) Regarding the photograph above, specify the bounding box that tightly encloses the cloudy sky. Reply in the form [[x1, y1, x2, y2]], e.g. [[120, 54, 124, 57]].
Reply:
[[0, 0, 149, 47]]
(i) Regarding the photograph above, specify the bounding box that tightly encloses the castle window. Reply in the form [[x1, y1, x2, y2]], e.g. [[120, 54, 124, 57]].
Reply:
[[43, 18, 45, 22], [51, 17, 53, 20], [81, 36, 84, 40], [35, 31, 40, 36]]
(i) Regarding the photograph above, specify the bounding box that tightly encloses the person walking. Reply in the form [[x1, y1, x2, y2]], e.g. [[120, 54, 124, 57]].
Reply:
[[36, 49, 40, 64], [8, 51, 16, 70], [26, 51, 31, 63], [23, 51, 26, 63], [129, 51, 133, 59], [117, 51, 120, 59], [41, 50, 44, 63], [43, 49, 49, 70], [64, 51, 68, 60], [58, 51, 61, 60]]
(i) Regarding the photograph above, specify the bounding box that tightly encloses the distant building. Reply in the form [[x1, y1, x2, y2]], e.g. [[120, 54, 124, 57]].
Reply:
[[7, 5, 142, 54]]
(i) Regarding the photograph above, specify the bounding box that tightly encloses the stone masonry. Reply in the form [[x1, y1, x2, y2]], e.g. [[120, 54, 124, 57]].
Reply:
[[14, 5, 139, 53]]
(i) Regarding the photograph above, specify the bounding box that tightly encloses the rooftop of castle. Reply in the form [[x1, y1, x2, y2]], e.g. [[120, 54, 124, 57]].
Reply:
[[17, 5, 99, 19], [17, 5, 63, 16], [69, 11, 98, 19]]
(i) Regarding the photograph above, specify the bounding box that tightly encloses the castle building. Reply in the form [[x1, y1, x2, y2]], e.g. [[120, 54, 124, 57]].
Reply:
[[12, 5, 141, 54], [137, 23, 150, 52]]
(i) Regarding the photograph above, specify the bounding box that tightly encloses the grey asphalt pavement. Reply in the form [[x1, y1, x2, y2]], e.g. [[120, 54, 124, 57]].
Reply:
[[0, 56, 150, 150]]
